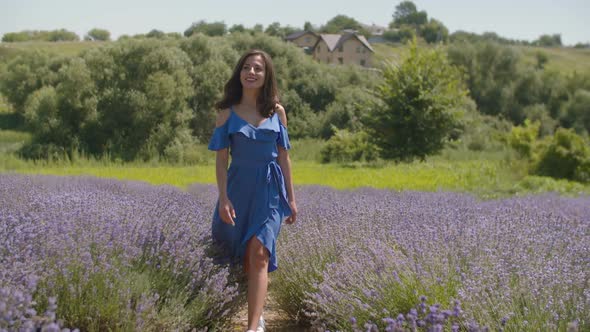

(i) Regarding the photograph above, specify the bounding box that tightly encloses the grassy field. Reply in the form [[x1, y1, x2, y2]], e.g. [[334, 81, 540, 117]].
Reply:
[[0, 41, 104, 60], [371, 40, 590, 74], [3, 151, 588, 199], [1, 106, 587, 198], [519, 45, 590, 73]]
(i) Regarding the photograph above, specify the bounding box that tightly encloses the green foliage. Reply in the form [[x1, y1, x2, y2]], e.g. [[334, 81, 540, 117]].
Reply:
[[523, 104, 558, 137], [320, 129, 378, 163], [534, 34, 562, 47], [264, 22, 297, 39], [184, 20, 227, 37], [448, 99, 512, 152], [0, 51, 66, 114], [447, 41, 521, 120], [420, 18, 448, 44], [534, 128, 590, 182], [391, 1, 428, 27], [366, 40, 467, 161], [228, 24, 246, 34], [319, 87, 375, 139], [538, 69, 569, 118], [388, 1, 445, 45], [450, 31, 530, 46], [508, 119, 541, 159], [560, 89, 590, 135], [321, 15, 369, 36], [145, 29, 165, 39], [382, 26, 416, 44], [85, 28, 111, 41], [445, 41, 576, 125], [535, 51, 549, 69], [1, 29, 79, 42]]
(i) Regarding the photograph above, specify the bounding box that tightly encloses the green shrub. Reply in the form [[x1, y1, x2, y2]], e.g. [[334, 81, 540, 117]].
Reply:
[[508, 119, 541, 159], [366, 40, 467, 161], [319, 87, 374, 139], [560, 89, 590, 135], [320, 129, 378, 163], [523, 104, 558, 137], [534, 128, 590, 182]]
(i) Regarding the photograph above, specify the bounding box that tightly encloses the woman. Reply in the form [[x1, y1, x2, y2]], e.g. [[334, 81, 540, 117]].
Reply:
[[208, 49, 297, 332]]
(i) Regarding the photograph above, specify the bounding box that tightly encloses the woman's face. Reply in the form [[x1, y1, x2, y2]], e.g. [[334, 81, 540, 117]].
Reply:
[[240, 55, 266, 90]]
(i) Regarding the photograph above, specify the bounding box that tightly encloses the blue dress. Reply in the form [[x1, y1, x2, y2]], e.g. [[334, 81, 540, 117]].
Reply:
[[208, 106, 292, 272]]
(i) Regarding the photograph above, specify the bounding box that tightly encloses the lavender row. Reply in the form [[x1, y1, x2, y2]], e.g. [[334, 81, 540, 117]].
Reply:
[[1, 174, 242, 331], [2, 174, 588, 331], [272, 186, 589, 331]]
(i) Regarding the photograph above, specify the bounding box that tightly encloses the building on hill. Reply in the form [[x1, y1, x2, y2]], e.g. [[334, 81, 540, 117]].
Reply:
[[285, 31, 319, 54], [313, 32, 374, 67], [285, 30, 374, 67]]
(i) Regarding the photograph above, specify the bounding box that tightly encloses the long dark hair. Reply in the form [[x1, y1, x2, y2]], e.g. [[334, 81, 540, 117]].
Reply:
[[215, 49, 279, 118]]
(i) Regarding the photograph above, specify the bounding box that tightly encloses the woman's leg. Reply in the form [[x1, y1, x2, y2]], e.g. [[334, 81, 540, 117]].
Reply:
[[245, 236, 269, 331]]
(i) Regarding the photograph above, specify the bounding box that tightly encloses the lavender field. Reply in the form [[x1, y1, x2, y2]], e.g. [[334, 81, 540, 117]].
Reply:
[[1, 174, 588, 331]]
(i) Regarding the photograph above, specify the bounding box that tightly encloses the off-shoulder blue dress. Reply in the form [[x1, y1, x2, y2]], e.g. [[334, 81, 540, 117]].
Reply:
[[208, 106, 292, 272]]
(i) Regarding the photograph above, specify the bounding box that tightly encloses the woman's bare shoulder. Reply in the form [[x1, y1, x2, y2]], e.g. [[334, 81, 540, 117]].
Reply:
[[275, 104, 287, 127], [215, 108, 231, 127]]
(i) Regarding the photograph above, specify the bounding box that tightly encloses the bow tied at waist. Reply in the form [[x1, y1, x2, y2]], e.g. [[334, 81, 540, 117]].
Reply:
[[266, 161, 290, 211]]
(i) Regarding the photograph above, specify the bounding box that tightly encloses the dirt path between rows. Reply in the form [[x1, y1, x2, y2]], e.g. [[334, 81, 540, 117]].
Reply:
[[231, 294, 310, 332]]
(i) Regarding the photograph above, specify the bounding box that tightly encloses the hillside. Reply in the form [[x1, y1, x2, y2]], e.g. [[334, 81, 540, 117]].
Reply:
[[2, 39, 590, 75], [371, 41, 590, 74], [0, 41, 104, 61]]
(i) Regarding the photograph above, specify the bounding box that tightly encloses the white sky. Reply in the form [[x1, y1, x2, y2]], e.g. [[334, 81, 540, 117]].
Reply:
[[0, 0, 588, 45]]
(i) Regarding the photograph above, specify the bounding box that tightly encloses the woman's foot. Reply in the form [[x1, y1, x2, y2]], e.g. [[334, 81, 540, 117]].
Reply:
[[256, 315, 265, 332]]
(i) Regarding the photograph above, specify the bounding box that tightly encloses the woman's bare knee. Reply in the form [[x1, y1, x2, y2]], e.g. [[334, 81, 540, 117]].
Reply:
[[246, 237, 269, 270]]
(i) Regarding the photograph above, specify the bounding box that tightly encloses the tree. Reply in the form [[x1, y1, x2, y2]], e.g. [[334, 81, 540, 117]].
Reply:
[[252, 24, 264, 33], [534, 34, 562, 47], [383, 26, 415, 43], [85, 28, 111, 41], [534, 128, 590, 182], [2, 29, 79, 42], [184, 20, 227, 37], [229, 24, 246, 34], [365, 40, 467, 161], [46, 29, 79, 41], [391, 1, 428, 28], [265, 22, 283, 37], [2, 31, 30, 42], [561, 89, 590, 134], [447, 41, 521, 119], [321, 15, 369, 36], [146, 29, 165, 39], [420, 18, 448, 43], [0, 51, 64, 114], [304, 21, 314, 32]]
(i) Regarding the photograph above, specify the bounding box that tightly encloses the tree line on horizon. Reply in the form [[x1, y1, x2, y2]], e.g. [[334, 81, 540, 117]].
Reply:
[[2, 1, 588, 48], [2, 29, 590, 181]]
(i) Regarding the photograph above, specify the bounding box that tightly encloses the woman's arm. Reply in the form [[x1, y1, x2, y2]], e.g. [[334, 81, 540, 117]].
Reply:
[[214, 109, 235, 226], [276, 105, 297, 224]]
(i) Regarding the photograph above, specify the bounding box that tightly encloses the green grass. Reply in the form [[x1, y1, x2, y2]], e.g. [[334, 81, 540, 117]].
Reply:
[[4, 156, 588, 198], [519, 45, 590, 73], [0, 130, 31, 154], [373, 42, 590, 74], [0, 41, 105, 61], [372, 43, 408, 66]]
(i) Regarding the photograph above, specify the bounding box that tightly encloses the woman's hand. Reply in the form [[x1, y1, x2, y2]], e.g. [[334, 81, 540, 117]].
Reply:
[[219, 196, 236, 226], [285, 200, 297, 224]]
